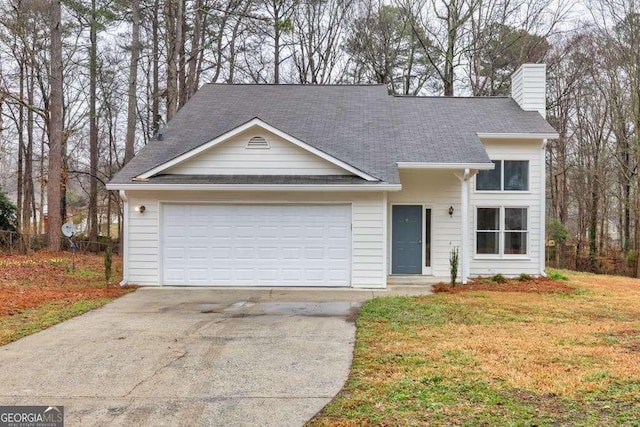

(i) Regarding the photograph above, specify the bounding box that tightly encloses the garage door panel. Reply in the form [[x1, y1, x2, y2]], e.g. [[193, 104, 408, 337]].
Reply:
[[188, 268, 210, 281], [258, 247, 279, 260], [328, 247, 349, 259], [281, 247, 302, 260], [304, 247, 325, 259], [210, 267, 232, 279], [164, 247, 185, 260], [162, 204, 351, 286], [327, 269, 350, 280], [165, 268, 186, 282], [211, 247, 231, 259]]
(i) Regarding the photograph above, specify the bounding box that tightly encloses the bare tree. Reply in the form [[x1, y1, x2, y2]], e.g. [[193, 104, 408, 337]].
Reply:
[[291, 0, 353, 84], [344, 2, 437, 94], [125, 0, 140, 163], [402, 0, 479, 95], [47, 0, 63, 250]]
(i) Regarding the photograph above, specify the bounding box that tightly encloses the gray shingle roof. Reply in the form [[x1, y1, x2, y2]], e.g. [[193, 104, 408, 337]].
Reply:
[[110, 84, 557, 186]]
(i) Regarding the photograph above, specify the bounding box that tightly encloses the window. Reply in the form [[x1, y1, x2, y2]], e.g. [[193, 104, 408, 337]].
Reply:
[[246, 136, 269, 148], [476, 207, 528, 255], [476, 161, 501, 191], [476, 160, 528, 191], [477, 208, 500, 254]]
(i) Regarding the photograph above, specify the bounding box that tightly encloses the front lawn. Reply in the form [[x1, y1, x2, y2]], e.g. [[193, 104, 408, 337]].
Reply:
[[0, 252, 134, 345], [310, 272, 640, 425]]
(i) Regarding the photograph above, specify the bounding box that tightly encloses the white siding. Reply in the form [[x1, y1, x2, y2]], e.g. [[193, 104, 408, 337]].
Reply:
[[126, 194, 160, 286], [165, 128, 351, 176], [124, 190, 385, 288], [388, 170, 462, 277], [469, 138, 544, 277], [510, 63, 546, 117]]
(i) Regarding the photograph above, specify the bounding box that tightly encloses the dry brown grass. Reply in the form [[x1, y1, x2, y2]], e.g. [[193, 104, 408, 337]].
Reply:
[[411, 291, 640, 397], [311, 271, 640, 425]]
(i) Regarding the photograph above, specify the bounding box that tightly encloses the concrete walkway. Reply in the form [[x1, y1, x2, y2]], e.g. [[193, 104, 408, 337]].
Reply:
[[0, 286, 431, 427]]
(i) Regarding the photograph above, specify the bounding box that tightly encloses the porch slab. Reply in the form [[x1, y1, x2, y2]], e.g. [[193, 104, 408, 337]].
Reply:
[[386, 275, 445, 286]]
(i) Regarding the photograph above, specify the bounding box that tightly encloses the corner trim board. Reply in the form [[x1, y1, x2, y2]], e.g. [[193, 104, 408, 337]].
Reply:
[[540, 140, 547, 276], [119, 190, 129, 287]]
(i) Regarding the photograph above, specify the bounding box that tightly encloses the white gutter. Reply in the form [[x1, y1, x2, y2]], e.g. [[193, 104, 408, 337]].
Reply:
[[119, 190, 129, 287], [397, 162, 494, 170], [477, 132, 560, 140], [106, 183, 403, 192]]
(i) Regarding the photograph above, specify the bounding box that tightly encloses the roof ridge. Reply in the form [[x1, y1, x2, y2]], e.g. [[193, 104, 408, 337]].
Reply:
[[393, 95, 511, 99], [204, 83, 387, 87]]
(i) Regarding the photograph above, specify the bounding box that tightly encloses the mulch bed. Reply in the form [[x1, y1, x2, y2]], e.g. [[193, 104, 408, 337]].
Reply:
[[433, 277, 575, 294]]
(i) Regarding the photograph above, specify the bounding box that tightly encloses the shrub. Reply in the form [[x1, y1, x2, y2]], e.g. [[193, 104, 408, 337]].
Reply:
[[625, 250, 637, 269], [546, 217, 569, 244], [104, 246, 113, 284], [0, 191, 17, 232], [491, 273, 506, 283], [450, 247, 459, 286], [518, 273, 532, 281]]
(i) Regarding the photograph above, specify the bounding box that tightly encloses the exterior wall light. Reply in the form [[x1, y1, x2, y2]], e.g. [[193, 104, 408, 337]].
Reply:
[[448, 206, 454, 217], [135, 205, 146, 214]]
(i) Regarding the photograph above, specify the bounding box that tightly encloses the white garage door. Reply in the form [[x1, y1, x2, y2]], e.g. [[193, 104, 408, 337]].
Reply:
[[161, 204, 352, 286]]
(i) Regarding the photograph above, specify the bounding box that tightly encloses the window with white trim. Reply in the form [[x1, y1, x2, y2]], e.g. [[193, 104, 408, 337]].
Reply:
[[476, 207, 528, 255], [246, 136, 269, 148], [476, 160, 528, 191]]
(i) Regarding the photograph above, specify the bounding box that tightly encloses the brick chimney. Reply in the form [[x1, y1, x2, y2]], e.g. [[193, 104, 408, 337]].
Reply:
[[510, 63, 546, 117]]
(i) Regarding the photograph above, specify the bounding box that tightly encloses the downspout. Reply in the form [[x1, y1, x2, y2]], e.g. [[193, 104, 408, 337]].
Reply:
[[461, 168, 470, 285], [119, 190, 129, 286], [540, 140, 548, 277]]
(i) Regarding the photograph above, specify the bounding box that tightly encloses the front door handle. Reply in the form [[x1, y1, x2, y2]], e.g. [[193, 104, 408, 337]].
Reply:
[[419, 239, 422, 244]]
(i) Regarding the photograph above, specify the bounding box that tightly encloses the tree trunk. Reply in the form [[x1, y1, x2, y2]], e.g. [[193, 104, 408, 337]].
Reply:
[[23, 62, 35, 235], [177, 0, 186, 108], [17, 64, 24, 233], [186, 0, 203, 99], [152, 0, 160, 134], [47, 0, 63, 251], [588, 179, 598, 273], [165, 0, 178, 121], [88, 0, 99, 247], [38, 135, 45, 235], [125, 0, 140, 164], [274, 0, 281, 84]]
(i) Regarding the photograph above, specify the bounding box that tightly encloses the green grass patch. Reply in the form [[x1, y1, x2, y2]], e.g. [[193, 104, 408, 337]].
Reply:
[[546, 269, 570, 280], [66, 267, 102, 279], [0, 298, 115, 346]]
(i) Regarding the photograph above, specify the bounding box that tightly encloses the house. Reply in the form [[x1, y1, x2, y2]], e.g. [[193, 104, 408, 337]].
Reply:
[[106, 64, 558, 288]]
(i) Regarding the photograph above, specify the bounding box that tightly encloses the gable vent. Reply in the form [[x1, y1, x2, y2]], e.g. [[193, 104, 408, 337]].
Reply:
[[247, 136, 269, 149]]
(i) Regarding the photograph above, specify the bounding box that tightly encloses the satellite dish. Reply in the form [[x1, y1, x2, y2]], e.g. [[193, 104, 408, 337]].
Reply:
[[61, 223, 75, 237]]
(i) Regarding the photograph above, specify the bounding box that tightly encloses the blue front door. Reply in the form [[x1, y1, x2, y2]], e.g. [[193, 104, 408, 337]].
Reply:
[[392, 205, 422, 274]]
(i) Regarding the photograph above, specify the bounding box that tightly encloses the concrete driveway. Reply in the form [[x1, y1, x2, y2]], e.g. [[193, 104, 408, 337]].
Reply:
[[0, 286, 429, 426]]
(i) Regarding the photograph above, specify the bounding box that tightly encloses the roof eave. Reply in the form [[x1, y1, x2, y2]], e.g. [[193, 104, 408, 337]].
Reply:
[[476, 132, 560, 139], [397, 162, 494, 170], [106, 183, 402, 191]]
